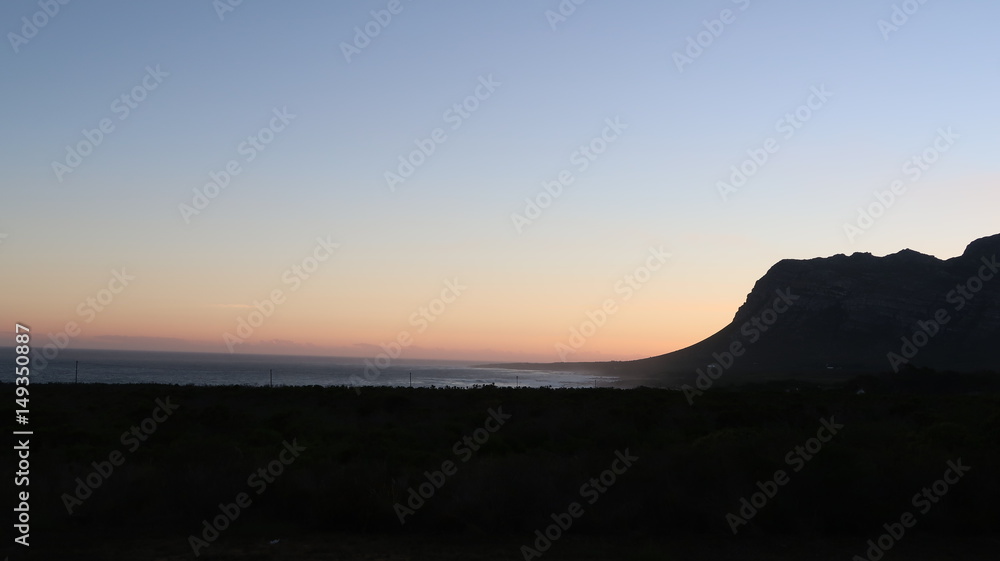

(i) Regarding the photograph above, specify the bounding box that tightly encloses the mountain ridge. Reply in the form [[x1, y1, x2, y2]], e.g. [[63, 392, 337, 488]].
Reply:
[[487, 233, 1000, 384]]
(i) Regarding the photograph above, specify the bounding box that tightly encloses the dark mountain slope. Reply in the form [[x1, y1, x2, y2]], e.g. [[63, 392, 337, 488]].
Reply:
[[491, 234, 1000, 383]]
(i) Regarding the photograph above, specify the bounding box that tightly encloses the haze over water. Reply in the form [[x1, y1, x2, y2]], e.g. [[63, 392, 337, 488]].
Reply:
[[0, 348, 617, 388]]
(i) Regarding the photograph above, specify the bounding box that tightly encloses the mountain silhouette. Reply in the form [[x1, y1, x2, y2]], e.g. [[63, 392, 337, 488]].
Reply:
[[493, 233, 1000, 384]]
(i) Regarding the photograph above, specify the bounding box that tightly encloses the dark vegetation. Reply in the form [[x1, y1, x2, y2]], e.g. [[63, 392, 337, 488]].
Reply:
[[6, 374, 1000, 558]]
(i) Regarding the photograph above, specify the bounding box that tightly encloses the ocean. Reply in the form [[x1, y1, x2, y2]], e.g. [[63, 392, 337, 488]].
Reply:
[[1, 348, 617, 388]]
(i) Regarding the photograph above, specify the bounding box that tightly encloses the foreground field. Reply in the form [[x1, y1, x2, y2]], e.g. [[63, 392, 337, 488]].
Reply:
[[5, 380, 999, 558], [32, 532, 1000, 560]]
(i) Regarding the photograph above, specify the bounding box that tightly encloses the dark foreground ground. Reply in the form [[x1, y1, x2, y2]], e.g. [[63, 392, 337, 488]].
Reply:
[[31, 532, 1000, 560], [4, 374, 999, 559]]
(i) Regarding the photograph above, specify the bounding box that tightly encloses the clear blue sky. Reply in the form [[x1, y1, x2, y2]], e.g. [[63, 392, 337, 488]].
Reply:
[[2, 0, 998, 361]]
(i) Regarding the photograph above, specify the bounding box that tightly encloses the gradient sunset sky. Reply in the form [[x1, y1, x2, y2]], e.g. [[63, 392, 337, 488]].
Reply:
[[2, 0, 998, 362]]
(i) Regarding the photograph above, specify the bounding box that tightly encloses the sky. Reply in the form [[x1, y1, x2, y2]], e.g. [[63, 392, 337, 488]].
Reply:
[[1, 0, 998, 363]]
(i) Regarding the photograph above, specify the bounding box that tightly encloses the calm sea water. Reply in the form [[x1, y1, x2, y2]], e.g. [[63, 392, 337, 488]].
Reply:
[[0, 348, 617, 388]]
